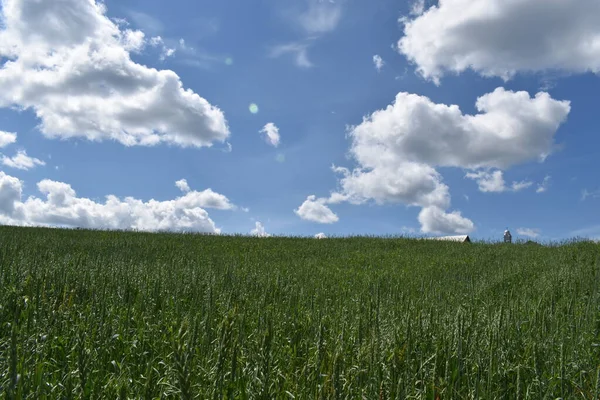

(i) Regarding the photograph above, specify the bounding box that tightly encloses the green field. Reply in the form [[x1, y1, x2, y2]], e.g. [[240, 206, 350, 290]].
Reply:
[[0, 226, 599, 399]]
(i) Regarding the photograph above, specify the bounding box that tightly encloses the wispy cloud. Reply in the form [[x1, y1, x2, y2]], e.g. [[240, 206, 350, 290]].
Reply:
[[272, 0, 343, 68], [270, 41, 314, 68], [570, 225, 600, 240], [536, 175, 551, 193], [516, 227, 540, 239], [127, 10, 164, 35], [373, 55, 384, 72], [581, 188, 600, 201], [298, 0, 342, 34]]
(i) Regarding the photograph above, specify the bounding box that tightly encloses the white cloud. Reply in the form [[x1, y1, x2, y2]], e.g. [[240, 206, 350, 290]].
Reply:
[[400, 226, 417, 234], [373, 54, 384, 72], [250, 221, 270, 237], [0, 0, 229, 148], [517, 228, 540, 239], [122, 29, 145, 53], [314, 232, 327, 239], [270, 41, 313, 68], [302, 88, 569, 234], [348, 88, 570, 171], [0, 131, 17, 148], [330, 163, 450, 208], [298, 0, 342, 34], [410, 0, 425, 16], [295, 195, 339, 224], [398, 0, 600, 82], [418, 206, 474, 235], [536, 175, 551, 193], [0, 172, 235, 232], [465, 170, 533, 193], [465, 170, 506, 193], [149, 36, 176, 60], [175, 179, 190, 193], [2, 150, 45, 170], [581, 188, 600, 201], [511, 180, 534, 192], [260, 123, 281, 147]]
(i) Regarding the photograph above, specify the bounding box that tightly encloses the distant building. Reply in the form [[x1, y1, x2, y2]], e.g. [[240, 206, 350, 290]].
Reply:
[[504, 229, 512, 243], [428, 235, 471, 243]]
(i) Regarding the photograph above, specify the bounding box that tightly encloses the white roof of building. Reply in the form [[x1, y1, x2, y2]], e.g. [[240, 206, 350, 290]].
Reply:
[[427, 235, 471, 242]]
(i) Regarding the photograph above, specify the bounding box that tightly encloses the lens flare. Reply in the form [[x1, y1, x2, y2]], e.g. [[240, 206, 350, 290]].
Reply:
[[249, 103, 259, 114], [275, 153, 285, 163], [225, 57, 233, 66]]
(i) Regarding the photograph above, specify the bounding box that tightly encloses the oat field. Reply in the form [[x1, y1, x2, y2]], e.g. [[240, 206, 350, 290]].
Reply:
[[0, 226, 599, 399]]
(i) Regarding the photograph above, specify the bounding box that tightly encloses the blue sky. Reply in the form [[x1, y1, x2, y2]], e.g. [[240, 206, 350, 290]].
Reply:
[[0, 0, 599, 241]]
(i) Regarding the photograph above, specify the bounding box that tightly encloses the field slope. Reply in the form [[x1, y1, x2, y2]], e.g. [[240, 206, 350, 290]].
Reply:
[[0, 226, 599, 399]]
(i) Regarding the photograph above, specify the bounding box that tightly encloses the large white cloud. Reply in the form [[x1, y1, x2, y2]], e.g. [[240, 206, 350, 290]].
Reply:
[[295, 195, 339, 224], [348, 88, 570, 170], [398, 0, 600, 82], [0, 0, 229, 148], [0, 171, 234, 233], [298, 88, 570, 234]]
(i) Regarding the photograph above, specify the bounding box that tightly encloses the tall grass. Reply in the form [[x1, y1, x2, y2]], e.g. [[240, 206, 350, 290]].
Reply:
[[0, 226, 598, 398]]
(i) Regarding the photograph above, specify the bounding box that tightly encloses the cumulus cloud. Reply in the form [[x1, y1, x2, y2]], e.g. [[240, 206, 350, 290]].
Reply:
[[347, 88, 570, 170], [295, 195, 339, 224], [0, 0, 229, 148], [250, 221, 270, 237], [0, 131, 17, 148], [298, 0, 342, 34], [418, 206, 474, 235], [0, 172, 235, 232], [465, 170, 532, 193], [299, 88, 569, 234], [373, 55, 384, 72], [260, 123, 281, 147], [330, 163, 449, 209], [175, 179, 190, 193], [2, 150, 45, 170], [398, 0, 600, 82], [517, 228, 540, 239], [314, 232, 327, 239], [465, 170, 505, 193]]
